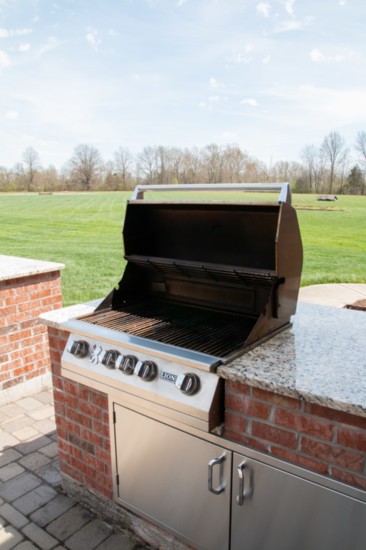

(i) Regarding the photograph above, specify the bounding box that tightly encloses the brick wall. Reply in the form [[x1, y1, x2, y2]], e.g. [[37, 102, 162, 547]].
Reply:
[[224, 380, 366, 491], [0, 271, 63, 393], [48, 327, 113, 500]]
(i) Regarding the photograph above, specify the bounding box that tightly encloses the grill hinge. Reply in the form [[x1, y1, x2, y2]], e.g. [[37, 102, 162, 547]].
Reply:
[[116, 473, 120, 486], [113, 410, 117, 424]]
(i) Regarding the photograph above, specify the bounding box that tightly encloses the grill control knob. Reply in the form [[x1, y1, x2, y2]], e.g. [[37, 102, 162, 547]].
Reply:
[[118, 354, 137, 375], [176, 373, 200, 395], [134, 360, 158, 381], [67, 340, 89, 358], [101, 349, 120, 369]]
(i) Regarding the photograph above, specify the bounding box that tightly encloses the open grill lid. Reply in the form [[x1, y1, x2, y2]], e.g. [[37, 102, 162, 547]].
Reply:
[[86, 184, 303, 361]]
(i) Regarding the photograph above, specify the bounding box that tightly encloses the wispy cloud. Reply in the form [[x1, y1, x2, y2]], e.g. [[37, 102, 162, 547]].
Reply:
[[0, 27, 32, 38], [256, 3, 271, 18], [5, 110, 19, 120], [37, 36, 62, 57], [309, 48, 357, 63], [240, 98, 259, 107], [209, 77, 223, 88], [284, 0, 295, 16], [85, 28, 101, 51], [273, 16, 314, 33], [0, 48, 11, 68], [18, 42, 31, 52]]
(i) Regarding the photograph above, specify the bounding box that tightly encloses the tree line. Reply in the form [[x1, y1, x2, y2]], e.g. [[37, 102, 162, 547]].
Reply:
[[1, 131, 366, 195]]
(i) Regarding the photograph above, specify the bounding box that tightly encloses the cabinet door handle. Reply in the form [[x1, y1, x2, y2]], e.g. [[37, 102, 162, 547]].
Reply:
[[208, 452, 226, 495], [236, 461, 246, 505]]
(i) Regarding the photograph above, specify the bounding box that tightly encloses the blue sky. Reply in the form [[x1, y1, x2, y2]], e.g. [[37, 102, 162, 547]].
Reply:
[[0, 0, 365, 169]]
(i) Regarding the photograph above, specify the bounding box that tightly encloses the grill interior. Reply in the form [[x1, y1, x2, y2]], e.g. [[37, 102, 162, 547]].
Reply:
[[81, 300, 256, 357]]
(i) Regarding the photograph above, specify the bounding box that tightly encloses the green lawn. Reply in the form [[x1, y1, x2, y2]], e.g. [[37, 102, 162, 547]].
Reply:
[[0, 192, 365, 306]]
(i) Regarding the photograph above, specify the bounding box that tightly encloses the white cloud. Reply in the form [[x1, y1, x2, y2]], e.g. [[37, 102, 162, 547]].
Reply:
[[309, 48, 356, 63], [267, 84, 366, 126], [274, 19, 303, 32], [85, 28, 101, 51], [209, 77, 221, 88], [0, 49, 11, 68], [284, 0, 294, 15], [262, 54, 271, 64], [37, 36, 62, 57], [240, 98, 259, 107], [18, 42, 31, 52], [256, 3, 271, 18], [0, 27, 32, 38], [176, 0, 188, 6], [5, 110, 19, 120]]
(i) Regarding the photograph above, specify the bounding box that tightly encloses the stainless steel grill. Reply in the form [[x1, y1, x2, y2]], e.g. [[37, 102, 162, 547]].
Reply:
[[80, 300, 256, 357]]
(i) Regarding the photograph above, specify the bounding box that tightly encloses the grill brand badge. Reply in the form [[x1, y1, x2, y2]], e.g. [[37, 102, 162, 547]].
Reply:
[[160, 371, 177, 384]]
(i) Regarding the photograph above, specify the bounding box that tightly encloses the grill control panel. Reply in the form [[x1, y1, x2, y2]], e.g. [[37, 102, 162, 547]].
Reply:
[[67, 338, 201, 395]]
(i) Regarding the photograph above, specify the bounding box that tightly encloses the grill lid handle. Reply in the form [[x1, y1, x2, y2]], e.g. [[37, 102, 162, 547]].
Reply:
[[130, 183, 291, 204]]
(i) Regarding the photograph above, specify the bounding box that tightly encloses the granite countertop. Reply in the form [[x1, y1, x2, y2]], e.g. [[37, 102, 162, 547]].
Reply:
[[0, 255, 64, 282], [218, 302, 366, 418]]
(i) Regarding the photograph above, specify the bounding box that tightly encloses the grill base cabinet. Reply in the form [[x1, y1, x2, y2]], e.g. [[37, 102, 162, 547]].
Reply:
[[113, 406, 366, 550]]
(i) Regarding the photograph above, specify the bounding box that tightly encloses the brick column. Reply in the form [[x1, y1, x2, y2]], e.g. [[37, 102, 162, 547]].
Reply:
[[0, 255, 64, 403], [47, 326, 113, 500]]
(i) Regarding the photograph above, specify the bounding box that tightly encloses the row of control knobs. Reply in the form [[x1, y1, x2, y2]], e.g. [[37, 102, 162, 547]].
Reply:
[[67, 339, 200, 395]]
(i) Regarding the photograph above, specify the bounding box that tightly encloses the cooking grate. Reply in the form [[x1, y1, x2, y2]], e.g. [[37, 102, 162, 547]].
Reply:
[[81, 301, 255, 357]]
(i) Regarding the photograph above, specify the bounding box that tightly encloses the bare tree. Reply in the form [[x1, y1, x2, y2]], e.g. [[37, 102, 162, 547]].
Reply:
[[355, 131, 366, 167], [137, 146, 159, 184], [114, 147, 132, 189], [68, 144, 103, 190], [321, 131, 349, 193], [22, 147, 40, 191]]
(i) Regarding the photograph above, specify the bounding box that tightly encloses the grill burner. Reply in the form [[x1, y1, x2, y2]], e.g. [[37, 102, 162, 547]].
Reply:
[[81, 300, 255, 357]]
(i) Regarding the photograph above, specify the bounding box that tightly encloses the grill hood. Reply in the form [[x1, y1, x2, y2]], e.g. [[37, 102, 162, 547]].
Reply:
[[84, 184, 303, 362]]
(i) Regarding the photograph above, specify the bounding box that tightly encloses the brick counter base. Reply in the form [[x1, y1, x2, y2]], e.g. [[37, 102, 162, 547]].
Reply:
[[224, 380, 366, 491], [1, 271, 62, 395], [48, 327, 113, 500]]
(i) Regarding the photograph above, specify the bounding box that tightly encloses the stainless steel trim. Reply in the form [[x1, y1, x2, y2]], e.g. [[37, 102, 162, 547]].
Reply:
[[61, 318, 221, 371], [236, 460, 246, 505], [208, 452, 227, 495], [130, 183, 291, 204]]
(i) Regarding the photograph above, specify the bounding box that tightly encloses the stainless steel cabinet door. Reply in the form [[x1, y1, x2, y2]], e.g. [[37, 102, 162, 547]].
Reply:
[[114, 405, 231, 550], [231, 452, 366, 550]]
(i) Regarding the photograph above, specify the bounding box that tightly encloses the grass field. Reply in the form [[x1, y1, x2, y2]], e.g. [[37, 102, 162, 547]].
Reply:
[[0, 191, 365, 306]]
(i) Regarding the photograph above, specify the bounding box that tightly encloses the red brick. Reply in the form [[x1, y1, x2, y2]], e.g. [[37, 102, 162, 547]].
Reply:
[[63, 380, 90, 401], [252, 421, 297, 449], [337, 427, 366, 453], [224, 429, 269, 452], [80, 427, 104, 449], [304, 403, 366, 429], [3, 376, 23, 389], [275, 409, 334, 441], [92, 419, 110, 438], [252, 387, 302, 410], [224, 411, 246, 433], [65, 407, 92, 428], [95, 447, 112, 467], [91, 392, 108, 410], [330, 468, 366, 491], [79, 401, 103, 420], [301, 437, 364, 472], [225, 393, 269, 419], [225, 380, 250, 395], [58, 439, 83, 460], [271, 447, 328, 475], [68, 433, 95, 455]]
